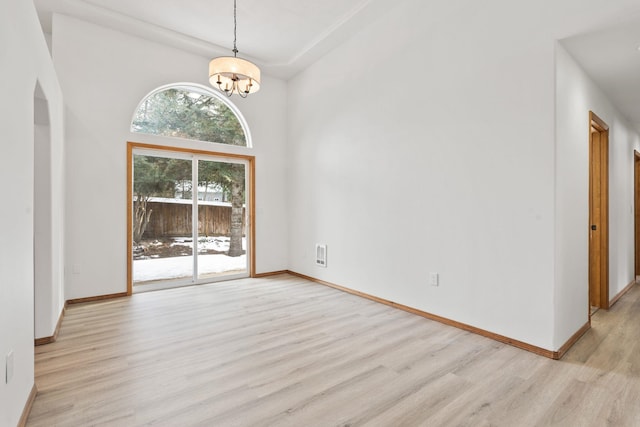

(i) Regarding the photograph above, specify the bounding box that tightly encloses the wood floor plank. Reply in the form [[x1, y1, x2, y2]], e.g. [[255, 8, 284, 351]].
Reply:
[[27, 275, 640, 426]]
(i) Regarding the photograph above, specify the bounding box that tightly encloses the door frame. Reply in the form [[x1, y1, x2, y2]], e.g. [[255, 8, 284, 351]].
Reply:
[[127, 142, 256, 295], [635, 150, 640, 277], [588, 111, 609, 311]]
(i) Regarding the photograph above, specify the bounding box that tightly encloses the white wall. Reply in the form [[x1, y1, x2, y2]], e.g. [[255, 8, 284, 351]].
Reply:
[[554, 44, 640, 348], [52, 14, 288, 299], [287, 0, 640, 351], [0, 0, 65, 425], [34, 120, 53, 339]]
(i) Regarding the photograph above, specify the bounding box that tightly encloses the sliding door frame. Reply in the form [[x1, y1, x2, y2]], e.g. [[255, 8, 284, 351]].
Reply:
[[127, 141, 256, 295]]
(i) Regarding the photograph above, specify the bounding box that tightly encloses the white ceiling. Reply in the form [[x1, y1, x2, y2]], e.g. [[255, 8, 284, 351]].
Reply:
[[34, 0, 640, 129], [561, 20, 640, 133], [34, 0, 389, 79]]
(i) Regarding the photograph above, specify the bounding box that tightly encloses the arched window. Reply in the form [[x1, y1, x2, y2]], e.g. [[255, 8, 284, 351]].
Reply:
[[131, 83, 251, 147]]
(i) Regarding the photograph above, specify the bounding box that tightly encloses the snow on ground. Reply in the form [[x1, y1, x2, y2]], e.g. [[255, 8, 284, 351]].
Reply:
[[134, 236, 246, 282], [133, 253, 246, 282], [173, 236, 235, 253]]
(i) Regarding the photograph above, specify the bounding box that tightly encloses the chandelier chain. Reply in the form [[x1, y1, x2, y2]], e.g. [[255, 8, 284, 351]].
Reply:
[[233, 0, 238, 56]]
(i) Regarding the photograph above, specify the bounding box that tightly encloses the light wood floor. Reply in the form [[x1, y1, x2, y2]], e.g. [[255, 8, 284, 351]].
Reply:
[[28, 274, 640, 426]]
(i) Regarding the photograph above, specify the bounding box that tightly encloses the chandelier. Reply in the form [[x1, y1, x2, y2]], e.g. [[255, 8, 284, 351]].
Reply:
[[209, 0, 261, 98]]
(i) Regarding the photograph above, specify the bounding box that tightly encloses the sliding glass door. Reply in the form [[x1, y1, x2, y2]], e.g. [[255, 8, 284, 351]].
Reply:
[[132, 152, 194, 288], [196, 159, 247, 281], [131, 147, 250, 292]]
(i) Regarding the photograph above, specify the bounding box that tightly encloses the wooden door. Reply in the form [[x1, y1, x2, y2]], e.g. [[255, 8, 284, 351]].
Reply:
[[588, 112, 609, 310]]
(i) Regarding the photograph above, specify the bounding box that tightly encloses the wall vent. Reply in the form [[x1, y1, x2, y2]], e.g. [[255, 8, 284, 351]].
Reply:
[[315, 244, 327, 267]]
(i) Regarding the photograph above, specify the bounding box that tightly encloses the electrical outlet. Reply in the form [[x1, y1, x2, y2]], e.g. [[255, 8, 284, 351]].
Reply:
[[6, 350, 14, 384], [429, 272, 439, 287]]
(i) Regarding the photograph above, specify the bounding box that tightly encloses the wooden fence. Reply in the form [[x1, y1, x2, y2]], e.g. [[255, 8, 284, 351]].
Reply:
[[142, 201, 245, 238]]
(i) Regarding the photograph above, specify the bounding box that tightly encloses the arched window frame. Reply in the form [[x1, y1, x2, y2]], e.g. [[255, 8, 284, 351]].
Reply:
[[130, 82, 253, 148]]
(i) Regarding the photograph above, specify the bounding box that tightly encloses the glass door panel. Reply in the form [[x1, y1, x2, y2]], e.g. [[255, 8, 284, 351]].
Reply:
[[196, 159, 248, 281], [132, 153, 194, 290]]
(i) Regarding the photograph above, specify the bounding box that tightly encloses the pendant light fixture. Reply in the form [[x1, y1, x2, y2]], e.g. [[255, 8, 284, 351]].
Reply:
[[209, 0, 261, 97]]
